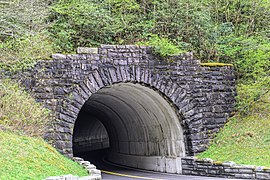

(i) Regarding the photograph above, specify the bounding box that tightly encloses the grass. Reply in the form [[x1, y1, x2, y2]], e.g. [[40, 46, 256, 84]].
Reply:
[[0, 80, 88, 179], [0, 131, 88, 179], [0, 79, 50, 137], [198, 92, 270, 166]]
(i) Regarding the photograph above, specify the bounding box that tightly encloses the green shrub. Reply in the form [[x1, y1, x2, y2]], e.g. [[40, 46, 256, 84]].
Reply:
[[206, 0, 270, 36], [236, 77, 270, 114], [49, 0, 115, 51], [0, 0, 53, 72], [217, 35, 270, 79], [0, 0, 50, 41], [216, 35, 270, 114], [103, 0, 150, 43], [0, 32, 54, 72], [138, 34, 184, 57], [48, 0, 216, 56], [0, 79, 51, 137], [47, 0, 270, 62]]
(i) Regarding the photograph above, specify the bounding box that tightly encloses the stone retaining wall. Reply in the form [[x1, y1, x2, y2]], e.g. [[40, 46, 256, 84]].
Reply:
[[45, 157, 101, 180], [182, 157, 270, 179]]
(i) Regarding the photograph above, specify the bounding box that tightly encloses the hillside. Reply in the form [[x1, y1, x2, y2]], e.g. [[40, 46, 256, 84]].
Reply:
[[198, 92, 270, 166], [0, 80, 88, 179], [0, 131, 88, 179]]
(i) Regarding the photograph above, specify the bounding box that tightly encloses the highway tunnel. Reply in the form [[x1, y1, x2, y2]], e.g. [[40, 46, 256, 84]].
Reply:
[[72, 83, 185, 173]]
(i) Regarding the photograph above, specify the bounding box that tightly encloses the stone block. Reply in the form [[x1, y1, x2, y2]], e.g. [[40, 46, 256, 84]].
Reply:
[[224, 168, 239, 173], [255, 166, 266, 172], [235, 173, 255, 179], [207, 169, 218, 174], [238, 168, 254, 173], [79, 174, 102, 180], [88, 169, 101, 175], [73, 157, 83, 162], [52, 54, 67, 60], [222, 161, 237, 167], [100, 44, 117, 49], [182, 164, 194, 170], [126, 45, 138, 49], [79, 161, 91, 166], [85, 164, 96, 170], [256, 172, 270, 179], [182, 169, 193, 175]]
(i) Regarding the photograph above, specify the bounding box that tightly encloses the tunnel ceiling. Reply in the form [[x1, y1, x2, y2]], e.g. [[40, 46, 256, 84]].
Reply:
[[73, 83, 185, 157]]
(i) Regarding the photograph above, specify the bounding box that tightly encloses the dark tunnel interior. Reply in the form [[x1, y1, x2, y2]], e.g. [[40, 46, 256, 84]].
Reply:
[[72, 83, 186, 172]]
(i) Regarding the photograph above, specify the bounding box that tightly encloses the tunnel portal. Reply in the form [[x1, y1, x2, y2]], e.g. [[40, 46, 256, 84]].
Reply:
[[72, 83, 185, 173], [13, 45, 236, 174]]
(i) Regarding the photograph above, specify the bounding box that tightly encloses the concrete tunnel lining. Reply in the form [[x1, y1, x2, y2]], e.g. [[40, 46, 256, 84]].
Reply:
[[72, 83, 186, 173]]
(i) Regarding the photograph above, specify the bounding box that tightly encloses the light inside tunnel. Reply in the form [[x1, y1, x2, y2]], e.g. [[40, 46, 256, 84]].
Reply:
[[72, 83, 185, 173]]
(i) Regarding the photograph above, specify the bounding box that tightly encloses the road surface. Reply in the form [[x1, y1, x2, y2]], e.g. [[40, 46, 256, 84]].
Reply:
[[77, 150, 239, 180]]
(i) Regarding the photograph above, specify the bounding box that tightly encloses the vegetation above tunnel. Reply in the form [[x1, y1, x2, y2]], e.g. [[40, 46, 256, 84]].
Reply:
[[1, 0, 269, 113]]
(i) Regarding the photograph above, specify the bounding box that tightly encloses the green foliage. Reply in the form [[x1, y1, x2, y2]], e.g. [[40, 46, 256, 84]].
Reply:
[[207, 0, 270, 36], [0, 79, 51, 137], [0, 32, 54, 72], [146, 0, 216, 59], [198, 92, 270, 166], [49, 0, 153, 51], [48, 0, 270, 62], [217, 35, 270, 79], [0, 0, 54, 72], [49, 0, 115, 51], [138, 34, 184, 57], [0, 0, 50, 41], [236, 78, 270, 114], [105, 0, 148, 43], [217, 35, 270, 114], [0, 131, 88, 179]]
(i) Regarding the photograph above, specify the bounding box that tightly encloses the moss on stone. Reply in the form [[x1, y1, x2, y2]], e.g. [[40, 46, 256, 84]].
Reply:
[[213, 161, 224, 165], [200, 63, 233, 67]]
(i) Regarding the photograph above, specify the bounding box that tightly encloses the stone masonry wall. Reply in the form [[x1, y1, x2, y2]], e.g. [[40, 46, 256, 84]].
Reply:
[[182, 157, 270, 179], [0, 45, 236, 157]]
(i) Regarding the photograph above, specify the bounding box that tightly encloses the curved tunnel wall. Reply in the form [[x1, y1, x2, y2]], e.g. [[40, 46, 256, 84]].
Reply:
[[73, 117, 109, 153], [73, 83, 185, 162]]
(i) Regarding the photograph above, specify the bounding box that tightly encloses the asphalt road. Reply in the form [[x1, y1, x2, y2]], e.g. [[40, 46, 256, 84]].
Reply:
[[77, 150, 239, 180], [99, 160, 235, 180]]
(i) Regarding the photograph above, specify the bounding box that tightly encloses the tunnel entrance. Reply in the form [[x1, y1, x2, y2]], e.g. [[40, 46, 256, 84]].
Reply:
[[72, 83, 185, 173]]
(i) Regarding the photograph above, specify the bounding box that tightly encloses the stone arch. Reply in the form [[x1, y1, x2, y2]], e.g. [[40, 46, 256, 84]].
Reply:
[[6, 45, 236, 174], [55, 65, 197, 173]]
